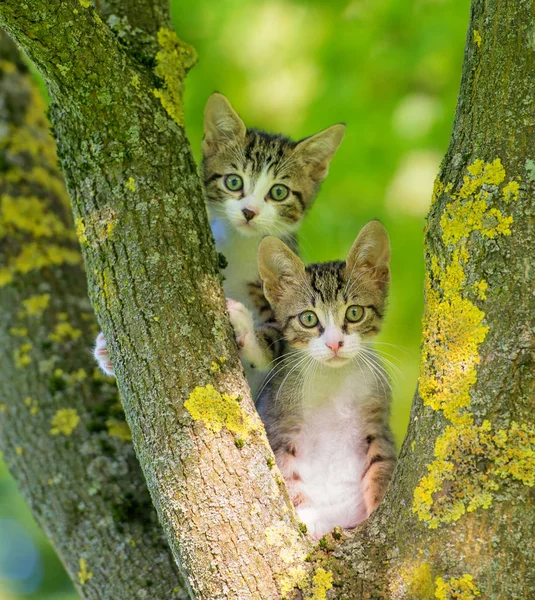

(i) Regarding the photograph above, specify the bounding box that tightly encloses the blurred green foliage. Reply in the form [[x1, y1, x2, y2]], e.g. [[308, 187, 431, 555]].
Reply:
[[0, 0, 469, 597]]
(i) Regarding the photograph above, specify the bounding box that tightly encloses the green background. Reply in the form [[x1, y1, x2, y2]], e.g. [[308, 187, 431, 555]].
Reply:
[[0, 0, 470, 597]]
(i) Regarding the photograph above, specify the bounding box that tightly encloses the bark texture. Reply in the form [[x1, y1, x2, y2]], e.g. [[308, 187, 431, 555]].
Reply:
[[324, 1, 535, 597], [0, 1, 305, 599], [1, 0, 533, 598], [0, 33, 185, 599]]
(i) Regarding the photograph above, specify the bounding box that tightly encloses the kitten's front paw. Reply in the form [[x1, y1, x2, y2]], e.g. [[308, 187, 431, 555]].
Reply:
[[94, 332, 115, 376], [227, 299, 255, 348], [296, 506, 331, 540]]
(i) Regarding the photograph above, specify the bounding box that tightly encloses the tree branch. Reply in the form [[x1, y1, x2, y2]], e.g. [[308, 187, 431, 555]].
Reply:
[[98, 0, 173, 61], [310, 1, 535, 596], [0, 31, 186, 599], [0, 2, 310, 597]]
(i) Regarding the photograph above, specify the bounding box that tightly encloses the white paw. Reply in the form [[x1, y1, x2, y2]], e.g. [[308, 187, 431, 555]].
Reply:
[[94, 332, 115, 376], [227, 299, 255, 348], [296, 506, 332, 540]]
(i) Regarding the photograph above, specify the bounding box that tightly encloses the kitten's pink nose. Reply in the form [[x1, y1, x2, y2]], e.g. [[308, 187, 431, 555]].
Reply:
[[242, 208, 257, 222], [326, 340, 344, 354]]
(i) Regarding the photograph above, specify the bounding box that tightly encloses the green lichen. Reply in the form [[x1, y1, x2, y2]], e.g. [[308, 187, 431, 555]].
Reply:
[[435, 574, 480, 599], [50, 408, 80, 436], [184, 384, 259, 439], [152, 28, 197, 126]]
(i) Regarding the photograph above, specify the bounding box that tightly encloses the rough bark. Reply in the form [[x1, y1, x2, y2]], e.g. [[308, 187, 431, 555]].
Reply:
[[0, 1, 306, 599], [0, 32, 185, 599], [324, 1, 535, 597], [1, 0, 533, 598]]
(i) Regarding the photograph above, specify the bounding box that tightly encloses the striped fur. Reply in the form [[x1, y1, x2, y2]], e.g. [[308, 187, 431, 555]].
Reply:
[[204, 93, 344, 394], [254, 221, 396, 538]]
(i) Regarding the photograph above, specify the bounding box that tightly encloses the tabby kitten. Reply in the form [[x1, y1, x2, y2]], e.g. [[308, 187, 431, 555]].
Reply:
[[203, 93, 345, 381], [250, 221, 396, 539], [95, 93, 344, 377]]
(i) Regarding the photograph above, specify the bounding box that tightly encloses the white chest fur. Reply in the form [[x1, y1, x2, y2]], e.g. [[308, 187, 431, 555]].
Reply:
[[286, 364, 374, 538], [211, 217, 261, 310]]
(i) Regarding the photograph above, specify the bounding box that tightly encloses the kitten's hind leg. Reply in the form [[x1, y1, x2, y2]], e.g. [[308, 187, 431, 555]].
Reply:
[[227, 299, 282, 369], [361, 431, 396, 517], [94, 332, 115, 376]]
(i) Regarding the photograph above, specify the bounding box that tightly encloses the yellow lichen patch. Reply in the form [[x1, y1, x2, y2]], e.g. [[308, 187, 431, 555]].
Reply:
[[24, 397, 39, 415], [79, 0, 92, 8], [75, 218, 87, 244], [435, 574, 480, 599], [415, 158, 524, 526], [502, 180, 520, 202], [0, 59, 16, 74], [76, 209, 117, 246], [125, 177, 136, 192], [78, 558, 93, 585], [184, 384, 259, 440], [50, 408, 80, 436], [16, 446, 24, 456], [265, 521, 312, 597], [413, 421, 535, 528], [440, 197, 512, 246], [14, 343, 32, 368], [49, 322, 83, 343], [152, 28, 197, 126], [419, 252, 487, 426], [0, 195, 69, 239], [106, 419, 132, 442], [473, 30, 482, 48], [9, 327, 28, 337], [306, 568, 333, 600], [0, 404, 6, 413], [394, 562, 436, 599], [21, 293, 50, 317], [1, 242, 81, 286], [473, 280, 488, 300]]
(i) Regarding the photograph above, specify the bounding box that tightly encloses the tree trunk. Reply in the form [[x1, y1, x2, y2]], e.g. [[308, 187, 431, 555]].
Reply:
[[0, 32, 185, 599], [0, 1, 305, 598], [0, 0, 533, 598]]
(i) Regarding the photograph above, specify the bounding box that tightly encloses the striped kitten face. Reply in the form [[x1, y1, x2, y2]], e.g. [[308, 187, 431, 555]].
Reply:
[[202, 93, 345, 238], [258, 221, 390, 368]]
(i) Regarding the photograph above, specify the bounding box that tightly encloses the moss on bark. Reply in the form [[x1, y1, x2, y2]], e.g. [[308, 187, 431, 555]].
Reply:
[[0, 32, 185, 599]]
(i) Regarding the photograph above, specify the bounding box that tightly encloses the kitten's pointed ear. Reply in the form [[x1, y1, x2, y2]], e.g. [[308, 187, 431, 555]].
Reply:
[[345, 221, 391, 292], [258, 237, 305, 305], [294, 123, 345, 182], [203, 93, 246, 155]]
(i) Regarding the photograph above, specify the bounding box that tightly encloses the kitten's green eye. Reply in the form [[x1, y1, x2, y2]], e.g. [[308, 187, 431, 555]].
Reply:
[[345, 305, 365, 323], [268, 184, 289, 201], [298, 310, 319, 328], [224, 174, 243, 192]]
